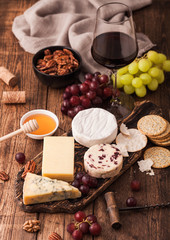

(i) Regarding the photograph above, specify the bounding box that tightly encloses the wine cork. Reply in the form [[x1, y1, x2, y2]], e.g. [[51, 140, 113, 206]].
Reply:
[[104, 192, 121, 229], [2, 91, 26, 104], [0, 66, 18, 87]]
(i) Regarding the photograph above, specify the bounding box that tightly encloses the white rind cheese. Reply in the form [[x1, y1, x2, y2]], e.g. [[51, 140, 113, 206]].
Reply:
[[72, 108, 118, 148], [23, 173, 81, 205], [84, 144, 123, 178]]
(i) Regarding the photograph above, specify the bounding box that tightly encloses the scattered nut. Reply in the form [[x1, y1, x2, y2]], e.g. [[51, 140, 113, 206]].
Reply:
[[0, 171, 9, 181], [48, 232, 63, 240], [21, 160, 36, 179], [23, 220, 40, 233]]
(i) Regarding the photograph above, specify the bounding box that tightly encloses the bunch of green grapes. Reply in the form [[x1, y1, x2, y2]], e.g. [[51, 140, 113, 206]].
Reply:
[[111, 50, 170, 97]]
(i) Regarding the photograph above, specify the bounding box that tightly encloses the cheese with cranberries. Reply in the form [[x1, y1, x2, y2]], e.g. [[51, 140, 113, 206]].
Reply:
[[84, 144, 123, 178], [23, 173, 81, 205], [72, 108, 118, 148]]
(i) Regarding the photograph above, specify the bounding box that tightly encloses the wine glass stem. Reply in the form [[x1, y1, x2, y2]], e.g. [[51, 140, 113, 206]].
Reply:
[[111, 69, 120, 104]]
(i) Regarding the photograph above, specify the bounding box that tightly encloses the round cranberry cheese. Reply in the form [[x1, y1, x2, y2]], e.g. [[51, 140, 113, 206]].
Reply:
[[84, 144, 123, 179]]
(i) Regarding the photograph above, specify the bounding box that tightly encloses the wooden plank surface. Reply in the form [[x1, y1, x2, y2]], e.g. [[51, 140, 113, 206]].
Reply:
[[0, 0, 169, 240]]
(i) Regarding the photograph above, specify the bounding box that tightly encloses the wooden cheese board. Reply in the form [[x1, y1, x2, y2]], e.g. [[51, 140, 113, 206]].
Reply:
[[15, 100, 162, 213]]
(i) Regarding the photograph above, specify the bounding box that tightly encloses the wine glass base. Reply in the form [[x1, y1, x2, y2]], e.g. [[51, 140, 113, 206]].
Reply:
[[106, 92, 135, 121]]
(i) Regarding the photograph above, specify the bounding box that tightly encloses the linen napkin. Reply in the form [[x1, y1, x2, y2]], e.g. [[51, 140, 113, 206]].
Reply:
[[12, 0, 155, 74]]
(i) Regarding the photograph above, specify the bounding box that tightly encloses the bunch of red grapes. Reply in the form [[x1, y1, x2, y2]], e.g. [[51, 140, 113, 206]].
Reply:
[[61, 72, 116, 118], [72, 172, 98, 196], [67, 211, 102, 240]]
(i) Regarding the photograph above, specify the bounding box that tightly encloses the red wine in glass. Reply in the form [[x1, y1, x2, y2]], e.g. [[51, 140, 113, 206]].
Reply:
[[91, 2, 138, 120], [91, 32, 137, 69]]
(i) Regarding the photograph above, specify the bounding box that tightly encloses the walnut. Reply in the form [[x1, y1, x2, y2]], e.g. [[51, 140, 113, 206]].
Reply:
[[48, 232, 63, 240], [23, 220, 40, 233], [0, 171, 9, 181]]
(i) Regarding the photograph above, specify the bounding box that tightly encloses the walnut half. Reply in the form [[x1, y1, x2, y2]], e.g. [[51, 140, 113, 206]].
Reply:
[[23, 220, 40, 233]]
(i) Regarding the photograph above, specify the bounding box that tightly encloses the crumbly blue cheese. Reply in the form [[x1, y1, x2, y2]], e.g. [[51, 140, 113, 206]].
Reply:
[[23, 173, 81, 205]]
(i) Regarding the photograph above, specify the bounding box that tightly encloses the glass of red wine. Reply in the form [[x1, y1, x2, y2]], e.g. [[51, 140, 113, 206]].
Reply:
[[91, 2, 138, 120]]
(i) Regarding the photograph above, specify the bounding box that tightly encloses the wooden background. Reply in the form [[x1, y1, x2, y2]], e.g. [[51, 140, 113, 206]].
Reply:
[[0, 0, 169, 239]]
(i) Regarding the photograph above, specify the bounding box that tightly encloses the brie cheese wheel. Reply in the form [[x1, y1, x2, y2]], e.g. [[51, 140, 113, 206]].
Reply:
[[72, 108, 118, 147], [84, 144, 123, 178]]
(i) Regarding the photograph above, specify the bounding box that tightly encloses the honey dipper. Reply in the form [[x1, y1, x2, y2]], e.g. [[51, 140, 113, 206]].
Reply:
[[0, 119, 39, 143]]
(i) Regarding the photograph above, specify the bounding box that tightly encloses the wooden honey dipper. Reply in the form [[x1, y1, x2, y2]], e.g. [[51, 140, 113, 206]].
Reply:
[[0, 119, 39, 143]]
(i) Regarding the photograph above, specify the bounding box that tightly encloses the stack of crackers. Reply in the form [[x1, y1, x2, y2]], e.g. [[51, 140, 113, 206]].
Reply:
[[137, 115, 170, 147], [137, 115, 170, 169]]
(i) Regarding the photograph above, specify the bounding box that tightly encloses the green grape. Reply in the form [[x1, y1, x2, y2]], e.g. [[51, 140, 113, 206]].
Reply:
[[111, 74, 123, 88], [132, 77, 143, 88], [148, 59, 153, 68], [120, 73, 133, 85], [163, 60, 170, 72], [140, 73, 152, 85], [148, 67, 161, 78], [135, 85, 147, 97], [156, 70, 165, 84], [117, 66, 128, 75], [128, 61, 139, 74], [147, 50, 159, 64], [147, 78, 158, 91], [124, 85, 135, 94], [138, 59, 151, 72], [158, 53, 167, 64]]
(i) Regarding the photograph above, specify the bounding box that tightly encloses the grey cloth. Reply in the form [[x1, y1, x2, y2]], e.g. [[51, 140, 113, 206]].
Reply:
[[12, 0, 155, 74]]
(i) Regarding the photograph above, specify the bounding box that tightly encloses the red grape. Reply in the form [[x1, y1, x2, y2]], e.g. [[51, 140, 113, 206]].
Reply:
[[79, 185, 90, 195], [112, 88, 120, 98], [70, 96, 80, 106], [103, 87, 113, 97], [79, 222, 89, 234], [86, 90, 96, 100], [84, 80, 91, 86], [84, 73, 93, 81], [89, 222, 102, 236], [86, 214, 97, 224], [72, 230, 83, 240], [82, 174, 90, 186], [99, 74, 109, 84], [79, 83, 89, 94], [74, 211, 86, 222], [65, 86, 71, 94], [63, 99, 71, 109], [70, 84, 80, 95], [94, 71, 101, 77], [81, 97, 91, 108], [15, 152, 25, 164], [88, 176, 98, 188], [89, 81, 99, 91], [67, 223, 76, 234], [126, 197, 137, 207], [74, 105, 84, 114], [67, 109, 76, 118], [72, 179, 80, 188], [92, 96, 103, 106], [63, 91, 71, 99], [61, 105, 68, 115], [75, 172, 85, 183], [96, 87, 103, 97], [130, 180, 141, 191]]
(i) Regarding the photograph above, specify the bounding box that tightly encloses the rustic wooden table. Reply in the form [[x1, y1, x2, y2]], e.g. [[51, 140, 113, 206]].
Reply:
[[0, 0, 169, 239]]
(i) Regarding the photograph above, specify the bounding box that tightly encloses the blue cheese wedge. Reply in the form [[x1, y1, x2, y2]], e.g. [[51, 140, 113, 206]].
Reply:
[[23, 173, 81, 205]]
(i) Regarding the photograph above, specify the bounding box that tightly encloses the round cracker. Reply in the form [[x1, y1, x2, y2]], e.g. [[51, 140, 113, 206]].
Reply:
[[137, 115, 167, 136], [150, 121, 170, 140], [144, 147, 170, 168], [116, 129, 147, 152]]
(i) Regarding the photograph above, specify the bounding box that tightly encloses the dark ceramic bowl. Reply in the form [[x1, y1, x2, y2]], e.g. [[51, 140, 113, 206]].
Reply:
[[32, 46, 82, 88]]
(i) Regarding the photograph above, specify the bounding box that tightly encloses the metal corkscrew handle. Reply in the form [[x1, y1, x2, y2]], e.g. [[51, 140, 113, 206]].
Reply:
[[119, 202, 170, 212]]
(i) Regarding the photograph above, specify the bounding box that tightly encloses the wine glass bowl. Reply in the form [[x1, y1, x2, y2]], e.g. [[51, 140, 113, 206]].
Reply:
[[91, 2, 138, 119]]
